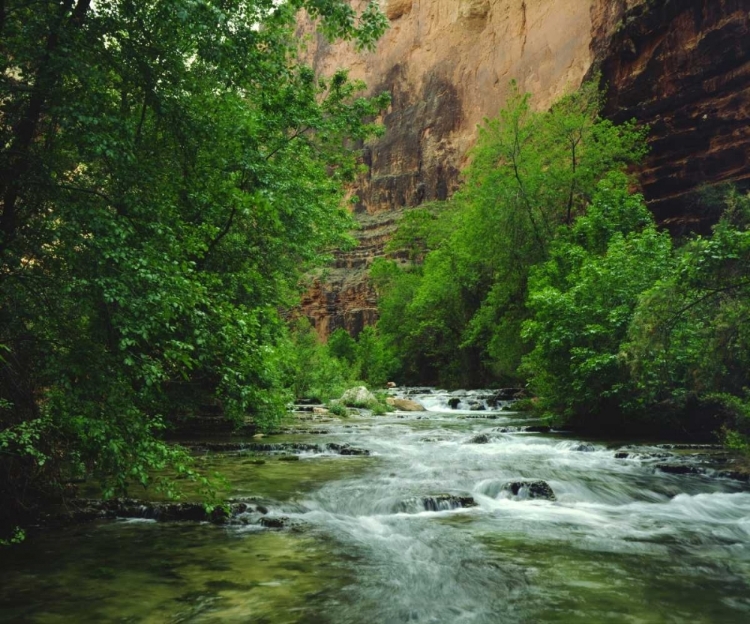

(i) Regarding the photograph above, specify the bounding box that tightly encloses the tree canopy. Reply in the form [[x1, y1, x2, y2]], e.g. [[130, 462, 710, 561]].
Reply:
[[0, 0, 388, 537]]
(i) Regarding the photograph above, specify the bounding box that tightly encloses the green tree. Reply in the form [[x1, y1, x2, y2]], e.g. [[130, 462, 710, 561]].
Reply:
[[624, 191, 750, 431], [0, 0, 388, 538], [375, 82, 647, 386], [521, 173, 672, 424]]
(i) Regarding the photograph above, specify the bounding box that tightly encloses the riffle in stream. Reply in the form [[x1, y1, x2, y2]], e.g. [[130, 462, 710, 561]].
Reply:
[[1, 388, 749, 623]]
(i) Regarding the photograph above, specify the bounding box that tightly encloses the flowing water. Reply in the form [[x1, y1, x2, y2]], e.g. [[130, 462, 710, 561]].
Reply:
[[1, 389, 749, 623]]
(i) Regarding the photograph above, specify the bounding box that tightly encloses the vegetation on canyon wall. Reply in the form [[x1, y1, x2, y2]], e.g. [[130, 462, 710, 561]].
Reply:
[[372, 83, 750, 439], [0, 0, 388, 538]]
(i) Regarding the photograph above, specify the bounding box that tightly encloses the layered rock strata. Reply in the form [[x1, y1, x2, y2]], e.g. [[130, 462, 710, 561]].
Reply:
[[594, 0, 750, 232], [298, 0, 750, 336]]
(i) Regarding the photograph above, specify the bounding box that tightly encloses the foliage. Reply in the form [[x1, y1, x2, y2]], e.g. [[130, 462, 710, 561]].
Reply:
[[374, 82, 647, 386], [327, 401, 349, 417], [522, 184, 750, 433], [0, 0, 388, 538], [354, 326, 400, 388], [521, 174, 673, 422], [280, 318, 352, 403], [624, 191, 750, 429]]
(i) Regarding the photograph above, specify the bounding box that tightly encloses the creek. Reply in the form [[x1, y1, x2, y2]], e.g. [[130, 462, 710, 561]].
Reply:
[[1, 389, 749, 623]]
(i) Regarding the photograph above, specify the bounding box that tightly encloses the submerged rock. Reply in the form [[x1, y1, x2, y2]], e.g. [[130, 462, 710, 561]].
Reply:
[[468, 434, 491, 444], [395, 494, 478, 513], [502, 480, 556, 501], [493, 425, 550, 434], [524, 425, 551, 433], [184, 441, 369, 456], [53, 499, 255, 526], [325, 443, 370, 456], [572, 443, 596, 452], [655, 464, 706, 476], [614, 450, 673, 461], [421, 495, 477, 511], [259, 516, 290, 529]]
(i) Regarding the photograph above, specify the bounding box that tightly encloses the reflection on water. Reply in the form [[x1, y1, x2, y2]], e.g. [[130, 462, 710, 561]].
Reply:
[[1, 392, 749, 623]]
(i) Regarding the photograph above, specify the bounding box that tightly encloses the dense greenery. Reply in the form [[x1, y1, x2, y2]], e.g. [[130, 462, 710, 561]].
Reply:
[[523, 186, 750, 435], [373, 83, 646, 387], [374, 83, 750, 441], [282, 319, 397, 402], [0, 0, 389, 537]]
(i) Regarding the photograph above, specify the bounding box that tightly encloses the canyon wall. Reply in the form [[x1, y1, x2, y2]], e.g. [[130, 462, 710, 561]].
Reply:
[[596, 0, 750, 230], [298, 0, 750, 336]]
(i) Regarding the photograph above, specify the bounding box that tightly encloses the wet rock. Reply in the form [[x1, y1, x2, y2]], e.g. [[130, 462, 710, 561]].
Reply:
[[292, 405, 315, 412], [448, 398, 461, 409], [717, 470, 750, 482], [272, 428, 331, 435], [386, 397, 426, 411], [493, 425, 550, 434], [572, 443, 596, 452], [404, 387, 434, 396], [55, 499, 252, 525], [296, 398, 323, 406], [468, 434, 491, 444], [614, 450, 673, 461], [502, 481, 556, 501], [259, 516, 290, 529], [656, 464, 706, 476], [185, 441, 370, 457], [655, 444, 723, 451], [325, 443, 370, 456], [421, 495, 477, 511], [525, 425, 551, 433]]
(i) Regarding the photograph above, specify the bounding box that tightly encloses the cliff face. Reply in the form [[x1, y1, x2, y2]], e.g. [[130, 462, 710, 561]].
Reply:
[[299, 0, 750, 336], [595, 0, 750, 231]]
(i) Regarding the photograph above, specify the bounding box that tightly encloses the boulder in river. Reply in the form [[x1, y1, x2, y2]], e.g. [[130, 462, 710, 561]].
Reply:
[[340, 386, 377, 407], [259, 516, 290, 529], [448, 398, 461, 409], [655, 463, 705, 476], [502, 480, 556, 501], [525, 425, 551, 433], [386, 397, 426, 411], [421, 495, 477, 511], [394, 494, 478, 513], [325, 443, 370, 456], [468, 434, 491, 444], [52, 499, 254, 526]]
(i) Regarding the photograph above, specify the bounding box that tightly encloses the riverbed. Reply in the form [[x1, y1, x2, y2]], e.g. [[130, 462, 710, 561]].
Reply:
[[1, 389, 749, 623]]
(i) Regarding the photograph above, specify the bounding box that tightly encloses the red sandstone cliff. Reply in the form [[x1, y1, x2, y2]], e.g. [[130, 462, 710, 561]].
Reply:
[[298, 0, 750, 336]]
